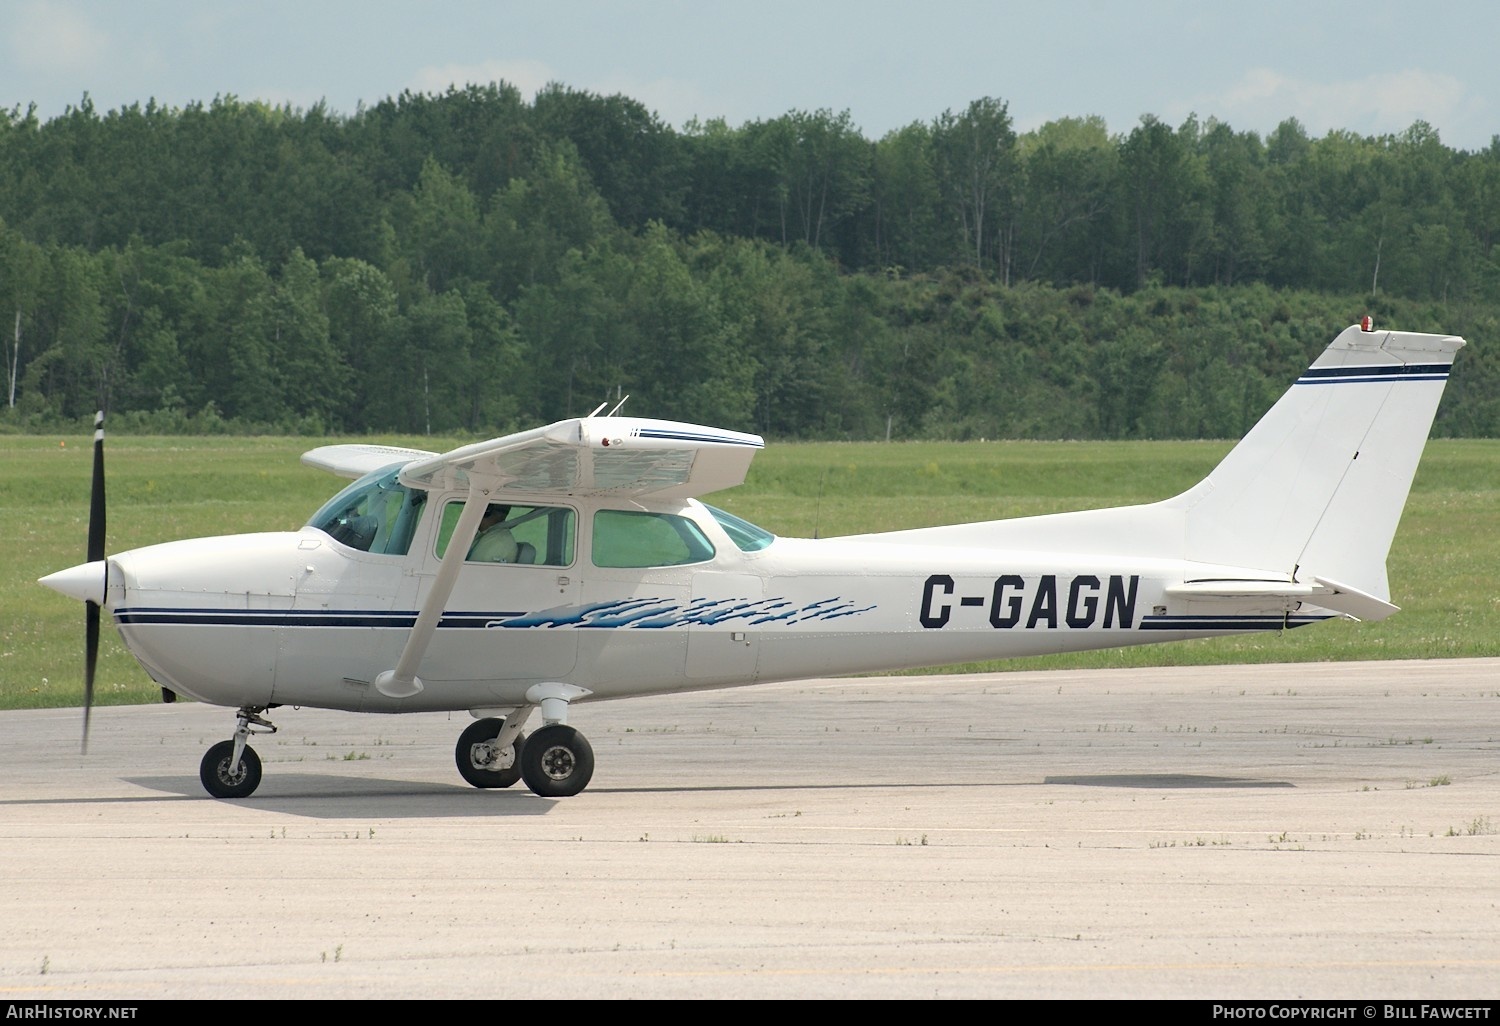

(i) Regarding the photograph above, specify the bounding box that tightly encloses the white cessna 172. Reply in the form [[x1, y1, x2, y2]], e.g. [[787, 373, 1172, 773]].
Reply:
[[40, 320, 1462, 800]]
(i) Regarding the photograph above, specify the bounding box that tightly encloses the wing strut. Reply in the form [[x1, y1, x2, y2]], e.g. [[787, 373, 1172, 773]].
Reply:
[[373, 482, 491, 699]]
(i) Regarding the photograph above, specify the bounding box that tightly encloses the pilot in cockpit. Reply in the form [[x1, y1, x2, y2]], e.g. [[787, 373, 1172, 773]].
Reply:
[[468, 504, 518, 563]]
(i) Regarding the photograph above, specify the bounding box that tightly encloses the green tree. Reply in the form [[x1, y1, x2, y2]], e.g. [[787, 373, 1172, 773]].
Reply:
[[931, 97, 1018, 273], [699, 233, 837, 435], [485, 140, 617, 302], [1196, 119, 1272, 285], [617, 224, 752, 426], [1117, 115, 1208, 288], [532, 84, 686, 229], [512, 245, 625, 419], [456, 280, 522, 431], [194, 246, 282, 422], [323, 256, 402, 429], [869, 122, 945, 272], [103, 238, 208, 415], [1013, 116, 1115, 284], [403, 289, 475, 435], [269, 249, 347, 427], [681, 117, 774, 243], [21, 245, 109, 417], [0, 220, 45, 410], [399, 156, 484, 293], [775, 109, 872, 254]]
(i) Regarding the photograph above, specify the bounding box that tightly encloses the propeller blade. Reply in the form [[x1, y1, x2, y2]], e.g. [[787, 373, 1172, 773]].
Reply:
[[82, 410, 105, 755], [83, 602, 98, 754], [88, 410, 105, 562]]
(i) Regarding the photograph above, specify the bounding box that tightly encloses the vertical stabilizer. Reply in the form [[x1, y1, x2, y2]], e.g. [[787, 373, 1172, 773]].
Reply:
[[1171, 324, 1462, 599]]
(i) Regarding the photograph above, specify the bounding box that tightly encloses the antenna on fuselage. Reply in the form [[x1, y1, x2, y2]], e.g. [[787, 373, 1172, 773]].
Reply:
[[605, 394, 630, 417], [586, 401, 609, 418]]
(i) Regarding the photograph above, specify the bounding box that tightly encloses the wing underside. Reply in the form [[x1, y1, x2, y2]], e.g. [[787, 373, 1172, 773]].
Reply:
[[300, 443, 438, 479], [398, 417, 764, 499]]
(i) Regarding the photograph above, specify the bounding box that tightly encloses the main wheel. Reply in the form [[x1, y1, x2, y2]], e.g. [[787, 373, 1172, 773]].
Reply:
[[520, 724, 595, 798], [455, 717, 525, 789], [199, 740, 262, 799]]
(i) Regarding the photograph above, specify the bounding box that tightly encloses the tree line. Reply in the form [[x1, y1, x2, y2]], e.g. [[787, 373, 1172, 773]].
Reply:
[[1, 84, 1496, 439]]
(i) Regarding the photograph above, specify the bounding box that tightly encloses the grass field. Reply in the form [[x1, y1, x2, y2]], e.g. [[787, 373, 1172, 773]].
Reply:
[[4, 430, 1497, 710]]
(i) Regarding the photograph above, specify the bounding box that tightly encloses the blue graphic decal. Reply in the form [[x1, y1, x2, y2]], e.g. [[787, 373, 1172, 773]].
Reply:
[[114, 596, 876, 631], [494, 596, 875, 629]]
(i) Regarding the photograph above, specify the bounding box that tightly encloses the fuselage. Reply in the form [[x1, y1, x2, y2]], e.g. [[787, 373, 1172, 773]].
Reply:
[[93, 485, 1319, 715], [33, 325, 1462, 802]]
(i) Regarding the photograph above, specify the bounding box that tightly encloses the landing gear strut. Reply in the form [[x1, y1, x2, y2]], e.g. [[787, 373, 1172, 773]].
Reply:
[[199, 706, 277, 799]]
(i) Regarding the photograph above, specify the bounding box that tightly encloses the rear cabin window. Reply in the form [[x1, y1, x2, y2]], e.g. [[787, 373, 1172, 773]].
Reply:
[[591, 510, 716, 568]]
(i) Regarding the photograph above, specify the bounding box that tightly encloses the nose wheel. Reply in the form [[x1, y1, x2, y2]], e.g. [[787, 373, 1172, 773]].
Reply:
[[199, 706, 277, 799], [200, 740, 262, 798]]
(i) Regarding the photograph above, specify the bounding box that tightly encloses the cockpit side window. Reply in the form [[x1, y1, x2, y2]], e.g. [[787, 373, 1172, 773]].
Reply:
[[307, 464, 428, 556], [435, 502, 577, 566]]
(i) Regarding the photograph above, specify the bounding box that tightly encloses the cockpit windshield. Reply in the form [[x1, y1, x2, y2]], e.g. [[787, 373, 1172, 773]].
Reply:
[[307, 463, 427, 555], [704, 504, 775, 552]]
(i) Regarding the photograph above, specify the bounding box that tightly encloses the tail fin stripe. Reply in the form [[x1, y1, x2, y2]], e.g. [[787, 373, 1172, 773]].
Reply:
[[1297, 364, 1452, 384]]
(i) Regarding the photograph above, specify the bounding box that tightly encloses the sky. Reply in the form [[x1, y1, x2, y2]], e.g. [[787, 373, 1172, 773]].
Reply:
[[3, 0, 1498, 151]]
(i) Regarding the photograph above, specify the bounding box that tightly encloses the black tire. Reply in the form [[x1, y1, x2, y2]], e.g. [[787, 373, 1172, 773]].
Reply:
[[199, 740, 262, 799], [520, 724, 595, 798], [455, 717, 525, 789]]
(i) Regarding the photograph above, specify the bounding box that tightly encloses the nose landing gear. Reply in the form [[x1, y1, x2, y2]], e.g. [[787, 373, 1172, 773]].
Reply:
[[199, 706, 277, 799]]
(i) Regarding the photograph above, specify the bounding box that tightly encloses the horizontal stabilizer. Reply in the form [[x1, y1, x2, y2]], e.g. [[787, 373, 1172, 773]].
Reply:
[[1163, 575, 1399, 622], [1308, 575, 1401, 622]]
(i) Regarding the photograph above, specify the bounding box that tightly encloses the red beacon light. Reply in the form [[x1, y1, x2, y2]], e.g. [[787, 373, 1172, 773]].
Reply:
[[1360, 315, 1375, 332]]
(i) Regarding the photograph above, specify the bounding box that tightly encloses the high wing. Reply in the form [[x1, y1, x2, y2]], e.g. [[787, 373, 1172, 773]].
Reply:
[[301, 443, 438, 479], [396, 417, 764, 499]]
